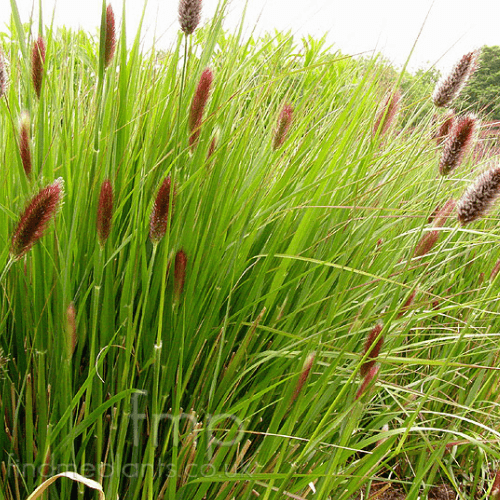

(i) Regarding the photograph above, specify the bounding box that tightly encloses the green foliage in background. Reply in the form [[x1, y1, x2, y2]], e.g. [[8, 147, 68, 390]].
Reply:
[[0, 1, 500, 500]]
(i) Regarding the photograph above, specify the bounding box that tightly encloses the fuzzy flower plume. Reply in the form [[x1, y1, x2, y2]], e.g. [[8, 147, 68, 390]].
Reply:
[[19, 111, 32, 179], [189, 68, 213, 147], [439, 114, 477, 176], [457, 165, 500, 225], [31, 36, 46, 99], [273, 104, 294, 150], [104, 4, 116, 68], [66, 302, 77, 357], [179, 0, 202, 35], [11, 179, 63, 260], [373, 89, 401, 137], [432, 50, 479, 108], [150, 176, 174, 244], [360, 323, 383, 378], [435, 110, 455, 145], [291, 352, 315, 404], [432, 198, 457, 227], [97, 179, 113, 246], [0, 48, 8, 99], [174, 249, 187, 302]]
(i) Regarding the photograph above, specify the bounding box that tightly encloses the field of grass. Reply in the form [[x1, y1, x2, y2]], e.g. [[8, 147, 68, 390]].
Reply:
[[1, 1, 500, 499]]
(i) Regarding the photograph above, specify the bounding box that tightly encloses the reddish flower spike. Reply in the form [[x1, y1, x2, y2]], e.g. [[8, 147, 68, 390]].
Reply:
[[356, 364, 380, 400], [150, 176, 174, 244], [360, 323, 383, 378], [11, 179, 63, 260], [0, 48, 8, 99], [273, 104, 293, 150], [31, 36, 46, 99], [189, 68, 213, 148], [373, 89, 401, 137], [174, 249, 187, 302], [104, 4, 116, 68], [19, 111, 32, 179], [97, 179, 113, 246]]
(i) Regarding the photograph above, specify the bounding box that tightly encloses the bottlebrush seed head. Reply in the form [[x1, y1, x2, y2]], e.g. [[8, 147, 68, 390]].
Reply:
[[31, 36, 46, 99], [66, 302, 77, 357], [0, 48, 8, 99], [174, 249, 187, 302], [356, 364, 380, 400], [491, 470, 500, 500], [439, 114, 477, 176], [457, 165, 500, 225], [97, 179, 113, 246], [398, 289, 416, 318], [373, 89, 401, 137], [490, 258, 500, 281], [360, 323, 383, 379], [435, 110, 456, 145], [179, 0, 202, 35], [273, 104, 294, 150], [431, 198, 457, 227], [104, 4, 116, 68], [189, 68, 213, 147], [19, 111, 32, 179], [432, 50, 479, 108], [149, 176, 174, 244], [11, 178, 63, 260], [413, 230, 440, 258], [291, 352, 315, 404]]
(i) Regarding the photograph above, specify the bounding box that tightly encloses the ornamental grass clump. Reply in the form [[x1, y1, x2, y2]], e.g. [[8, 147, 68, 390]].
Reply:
[[273, 103, 293, 150], [104, 4, 116, 68], [11, 178, 63, 260], [439, 114, 477, 176], [179, 0, 202, 35], [96, 179, 113, 246], [189, 68, 213, 148], [149, 176, 174, 244], [457, 164, 500, 224], [432, 50, 479, 108], [31, 35, 46, 99], [19, 111, 32, 179], [372, 89, 401, 137]]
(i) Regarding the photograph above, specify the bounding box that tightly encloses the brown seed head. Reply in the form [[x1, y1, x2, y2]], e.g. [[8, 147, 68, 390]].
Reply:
[[435, 110, 456, 145], [66, 302, 77, 357], [373, 89, 401, 137], [0, 48, 8, 99], [432, 50, 480, 108], [11, 178, 63, 260], [432, 198, 457, 227], [398, 289, 417, 318], [273, 104, 294, 150], [189, 68, 213, 147], [150, 176, 174, 244], [413, 230, 440, 258], [490, 259, 500, 281], [439, 114, 477, 176], [19, 111, 32, 179], [174, 249, 187, 302], [360, 323, 383, 378], [491, 470, 500, 500], [31, 36, 46, 99], [97, 179, 113, 246], [457, 165, 500, 224], [104, 4, 116, 68], [179, 0, 202, 35], [291, 352, 315, 404], [356, 364, 380, 400]]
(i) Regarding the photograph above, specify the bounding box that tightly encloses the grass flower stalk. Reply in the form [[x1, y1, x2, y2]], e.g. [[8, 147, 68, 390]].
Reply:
[[439, 114, 477, 176], [96, 179, 113, 246], [65, 302, 77, 358], [150, 176, 174, 244], [179, 0, 202, 35], [104, 4, 116, 68], [273, 104, 293, 150], [31, 36, 46, 99], [189, 68, 213, 147], [373, 89, 401, 137], [174, 249, 187, 303], [360, 323, 383, 378], [19, 111, 32, 179], [291, 352, 315, 404], [435, 110, 455, 145], [457, 164, 500, 224], [432, 50, 479, 108], [0, 48, 7, 99], [11, 178, 63, 260]]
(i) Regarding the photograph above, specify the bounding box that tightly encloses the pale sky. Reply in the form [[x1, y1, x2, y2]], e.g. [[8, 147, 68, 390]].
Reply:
[[1, 0, 500, 73]]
